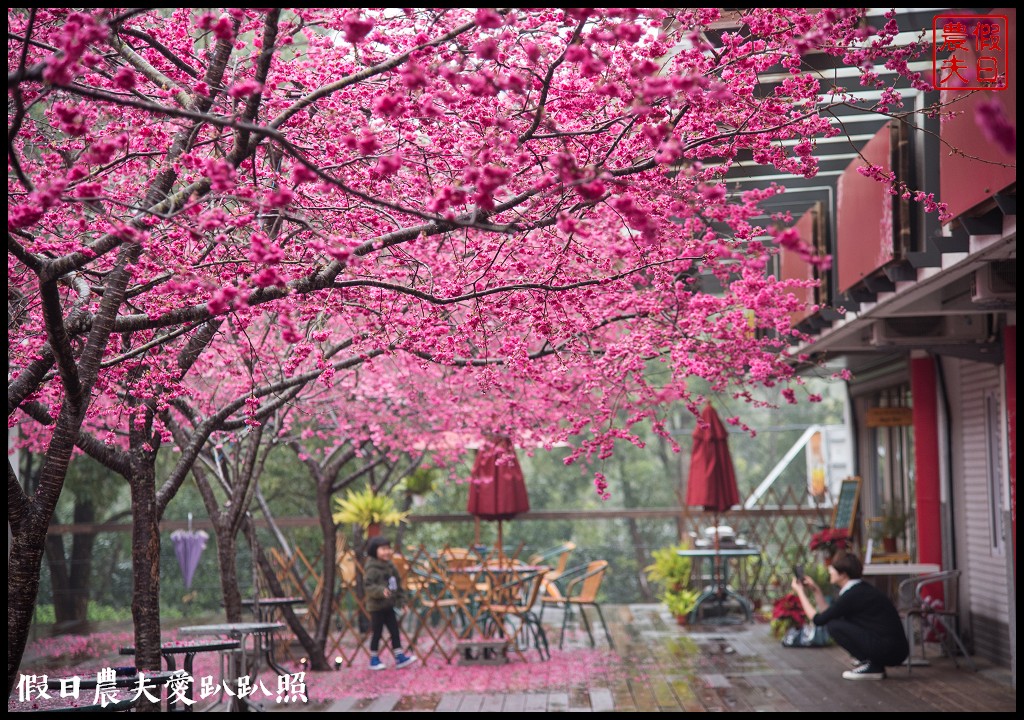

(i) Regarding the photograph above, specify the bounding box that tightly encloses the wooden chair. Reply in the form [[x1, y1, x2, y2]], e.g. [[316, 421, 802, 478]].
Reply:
[[411, 554, 484, 639], [529, 541, 576, 595], [336, 548, 358, 590], [472, 542, 526, 576], [538, 561, 586, 618], [542, 560, 613, 649], [391, 553, 427, 592], [479, 567, 551, 660], [438, 546, 472, 561], [528, 541, 576, 574]]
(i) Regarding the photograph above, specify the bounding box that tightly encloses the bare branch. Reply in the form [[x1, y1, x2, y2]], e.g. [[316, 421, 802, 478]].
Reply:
[[109, 33, 194, 108], [119, 27, 200, 79]]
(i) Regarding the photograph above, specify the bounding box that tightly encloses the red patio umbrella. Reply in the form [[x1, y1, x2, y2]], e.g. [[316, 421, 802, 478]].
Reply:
[[467, 435, 530, 555], [685, 405, 748, 623], [686, 404, 740, 514]]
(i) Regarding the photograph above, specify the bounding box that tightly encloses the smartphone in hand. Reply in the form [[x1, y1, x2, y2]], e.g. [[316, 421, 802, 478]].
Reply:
[[793, 564, 805, 581]]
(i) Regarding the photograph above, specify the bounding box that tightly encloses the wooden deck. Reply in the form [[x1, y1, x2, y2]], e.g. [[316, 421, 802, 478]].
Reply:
[[288, 604, 1015, 712]]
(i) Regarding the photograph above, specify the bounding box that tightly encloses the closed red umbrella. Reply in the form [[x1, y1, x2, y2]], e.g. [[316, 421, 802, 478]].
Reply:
[[686, 404, 740, 513], [685, 405, 749, 623], [467, 435, 529, 555]]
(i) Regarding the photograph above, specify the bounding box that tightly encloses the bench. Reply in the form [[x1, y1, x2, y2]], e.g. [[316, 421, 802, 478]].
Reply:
[[455, 639, 509, 666]]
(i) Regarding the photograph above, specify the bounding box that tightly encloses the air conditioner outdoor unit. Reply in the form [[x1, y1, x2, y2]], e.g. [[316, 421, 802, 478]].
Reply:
[[971, 261, 1016, 308], [871, 315, 989, 347]]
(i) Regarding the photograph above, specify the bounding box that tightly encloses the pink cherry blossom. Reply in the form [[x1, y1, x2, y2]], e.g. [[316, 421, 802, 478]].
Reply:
[[8, 7, 955, 682], [975, 98, 1016, 154]]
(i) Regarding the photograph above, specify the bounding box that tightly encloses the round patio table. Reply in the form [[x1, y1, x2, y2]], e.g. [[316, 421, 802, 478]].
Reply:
[[677, 546, 761, 624], [119, 639, 240, 711]]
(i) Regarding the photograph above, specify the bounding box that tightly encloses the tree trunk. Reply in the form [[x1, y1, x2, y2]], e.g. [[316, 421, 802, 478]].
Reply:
[[8, 406, 90, 694], [7, 514, 49, 695], [307, 481, 337, 671], [44, 533, 76, 629], [45, 496, 96, 632], [217, 533, 244, 623], [68, 499, 97, 624], [247, 522, 327, 670], [128, 451, 164, 713], [627, 517, 656, 602]]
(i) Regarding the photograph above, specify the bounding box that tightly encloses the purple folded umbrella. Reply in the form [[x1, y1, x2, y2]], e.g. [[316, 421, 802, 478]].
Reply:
[[171, 523, 209, 590]]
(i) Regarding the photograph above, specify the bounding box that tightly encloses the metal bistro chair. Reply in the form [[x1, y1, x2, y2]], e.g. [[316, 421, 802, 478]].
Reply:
[[413, 553, 484, 639], [898, 569, 976, 674], [479, 567, 551, 660], [528, 541, 576, 575], [528, 541, 576, 595], [539, 560, 613, 649]]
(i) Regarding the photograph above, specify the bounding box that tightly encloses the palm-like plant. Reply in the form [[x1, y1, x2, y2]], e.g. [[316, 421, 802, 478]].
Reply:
[[332, 487, 410, 530], [402, 468, 438, 496], [645, 543, 695, 620]]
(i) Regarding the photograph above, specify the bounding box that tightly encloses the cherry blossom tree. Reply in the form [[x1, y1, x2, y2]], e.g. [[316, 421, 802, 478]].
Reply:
[[8, 8, 939, 690]]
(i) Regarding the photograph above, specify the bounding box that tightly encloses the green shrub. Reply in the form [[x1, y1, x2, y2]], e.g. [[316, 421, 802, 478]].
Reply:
[[644, 543, 692, 594]]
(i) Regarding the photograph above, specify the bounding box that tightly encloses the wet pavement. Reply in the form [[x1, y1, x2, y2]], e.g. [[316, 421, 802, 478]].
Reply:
[[280, 604, 1016, 712]]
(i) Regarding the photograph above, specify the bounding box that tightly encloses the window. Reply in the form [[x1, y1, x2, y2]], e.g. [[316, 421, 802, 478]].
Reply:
[[984, 391, 1005, 555]]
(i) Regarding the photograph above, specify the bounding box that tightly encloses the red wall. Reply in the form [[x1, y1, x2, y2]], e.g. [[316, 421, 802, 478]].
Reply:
[[780, 209, 817, 327], [911, 357, 943, 569], [835, 124, 893, 294], [939, 8, 1017, 222]]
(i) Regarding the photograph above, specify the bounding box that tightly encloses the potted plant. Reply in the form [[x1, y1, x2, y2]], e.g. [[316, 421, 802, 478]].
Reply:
[[769, 592, 807, 639], [332, 487, 409, 537], [808, 528, 850, 563], [644, 543, 694, 623], [875, 504, 908, 553], [402, 468, 438, 507], [664, 588, 701, 624]]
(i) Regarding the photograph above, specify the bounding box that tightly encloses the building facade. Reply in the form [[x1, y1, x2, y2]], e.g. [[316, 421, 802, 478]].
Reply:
[[773, 8, 1015, 677]]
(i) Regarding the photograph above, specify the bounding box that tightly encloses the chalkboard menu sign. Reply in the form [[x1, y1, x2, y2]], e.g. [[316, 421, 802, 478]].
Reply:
[[831, 477, 861, 534]]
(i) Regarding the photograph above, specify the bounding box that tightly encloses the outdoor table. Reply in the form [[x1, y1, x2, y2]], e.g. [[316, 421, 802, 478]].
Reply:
[[177, 622, 286, 712], [40, 670, 176, 712], [241, 596, 306, 623], [448, 563, 543, 597], [460, 562, 549, 573], [862, 562, 943, 666], [677, 546, 762, 624], [863, 562, 941, 577], [241, 597, 305, 676], [863, 562, 941, 608], [118, 639, 240, 712], [453, 564, 550, 639]]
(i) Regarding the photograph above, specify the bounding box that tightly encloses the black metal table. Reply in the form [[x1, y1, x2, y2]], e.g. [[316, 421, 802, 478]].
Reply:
[[678, 546, 762, 624], [119, 639, 240, 711]]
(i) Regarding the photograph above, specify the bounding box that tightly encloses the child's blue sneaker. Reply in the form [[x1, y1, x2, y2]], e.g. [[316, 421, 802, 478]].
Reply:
[[369, 656, 386, 670], [394, 652, 418, 669]]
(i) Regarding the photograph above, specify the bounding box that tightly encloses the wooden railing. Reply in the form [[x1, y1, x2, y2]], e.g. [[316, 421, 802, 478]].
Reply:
[[267, 542, 547, 666], [264, 486, 831, 665]]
